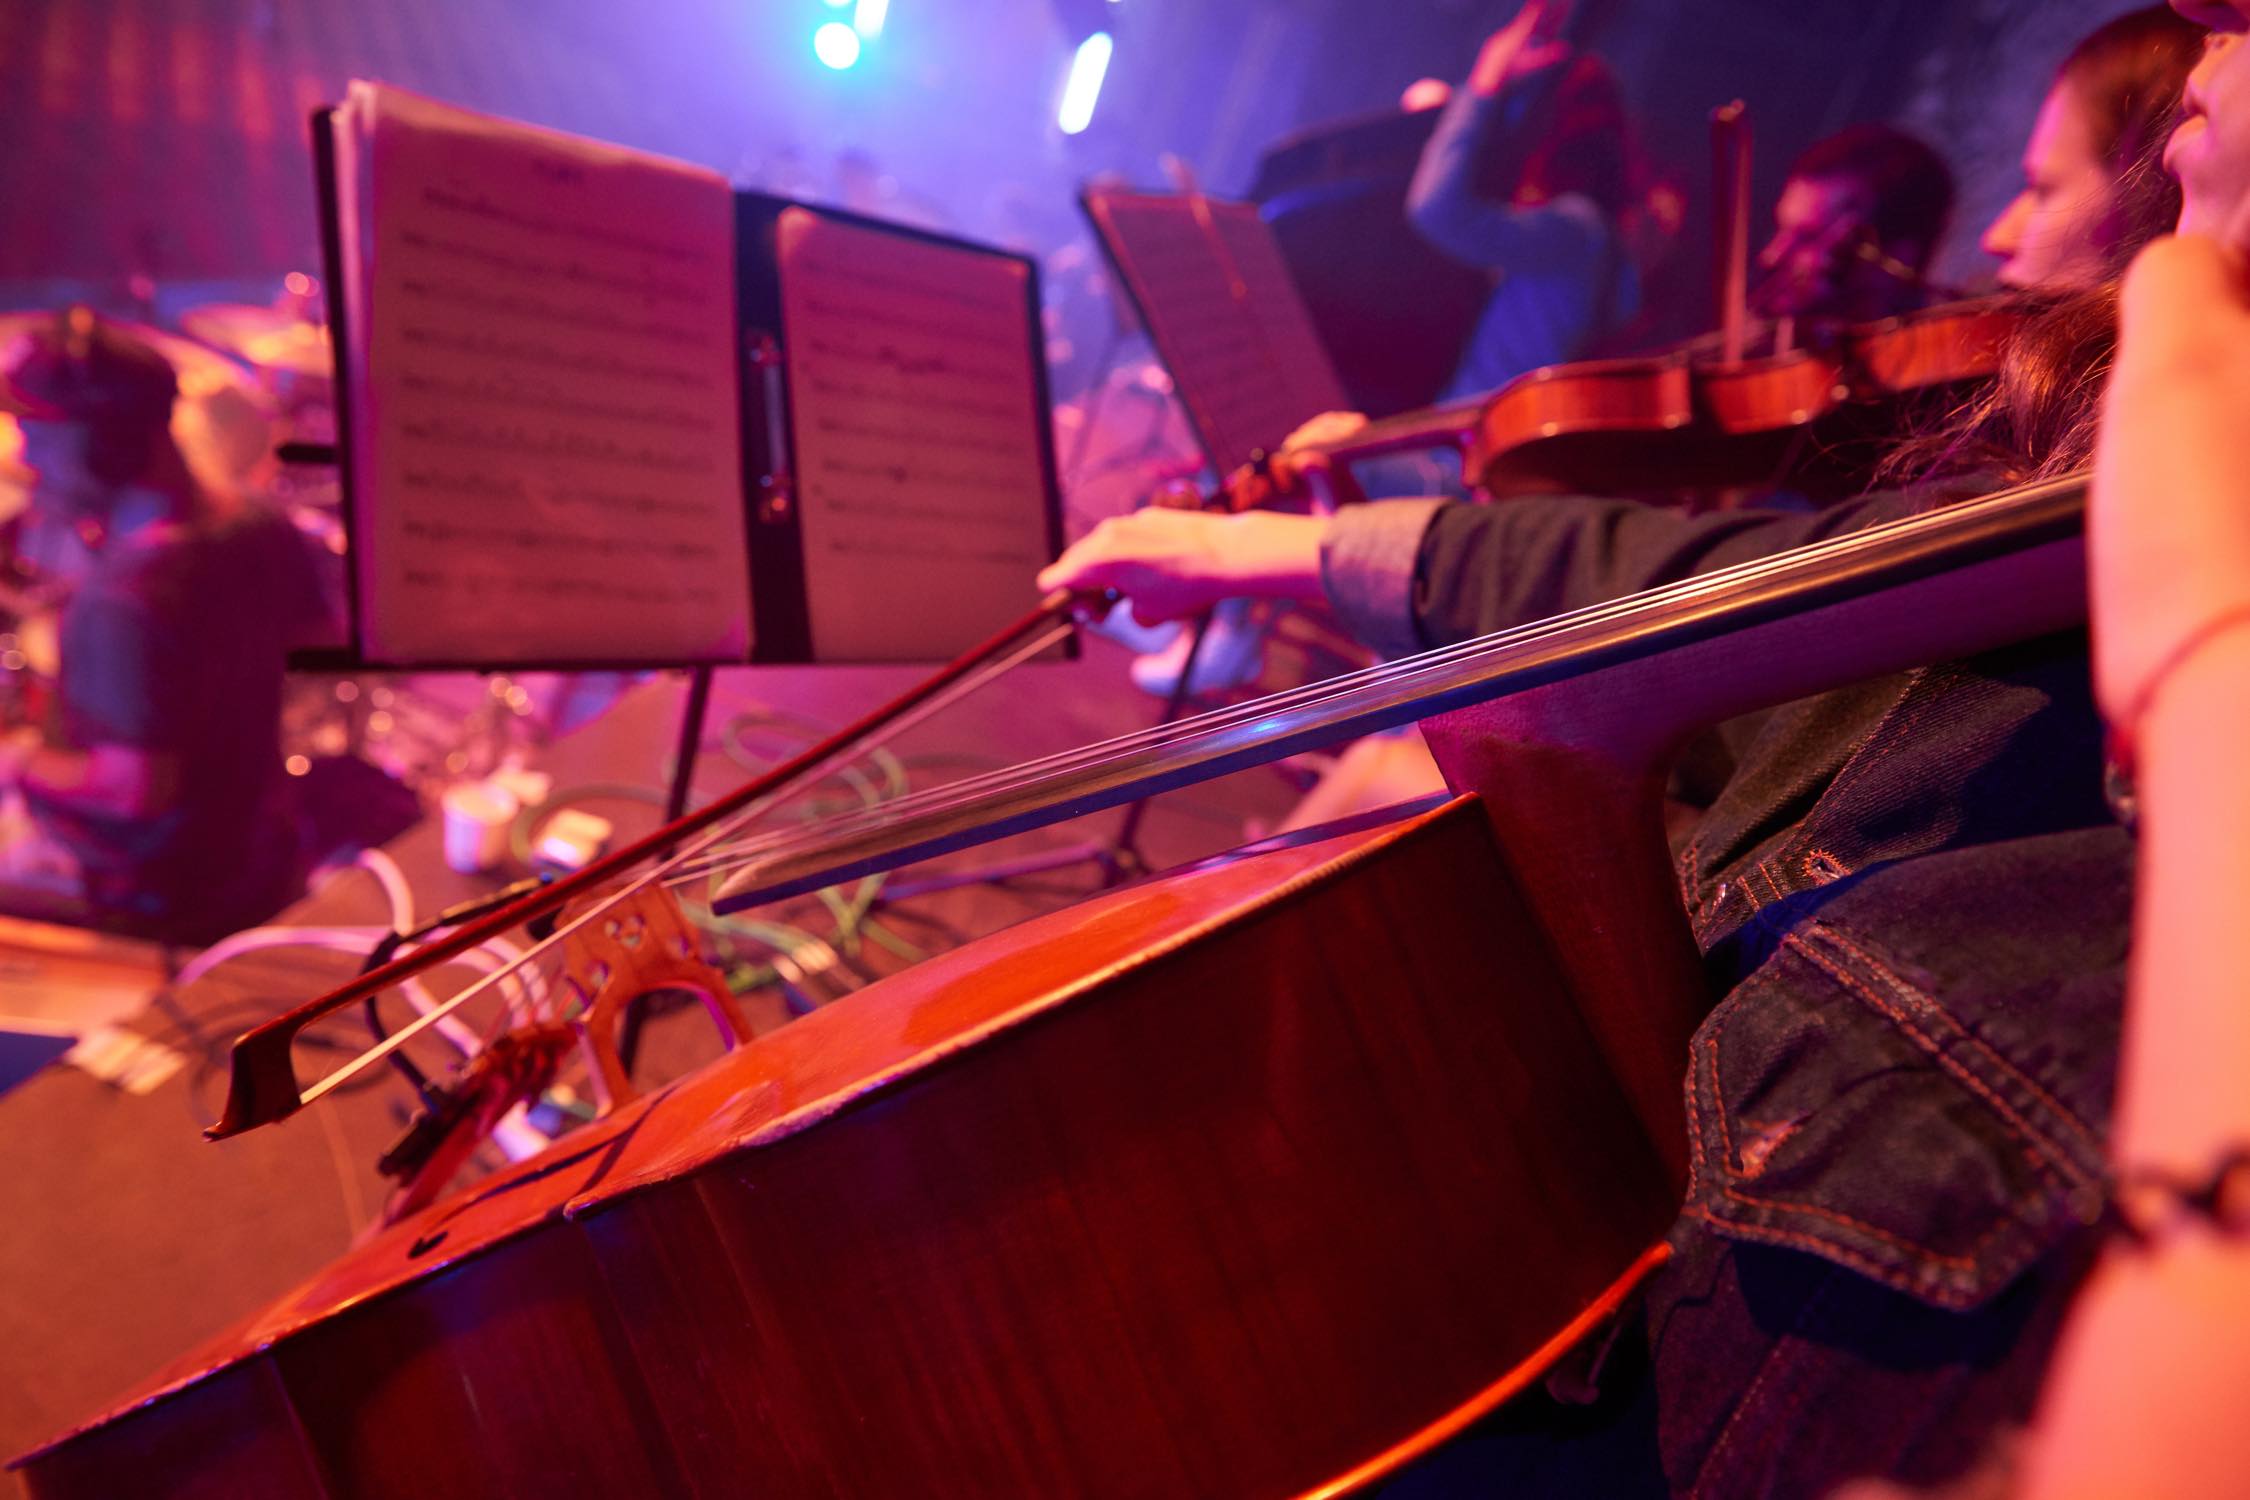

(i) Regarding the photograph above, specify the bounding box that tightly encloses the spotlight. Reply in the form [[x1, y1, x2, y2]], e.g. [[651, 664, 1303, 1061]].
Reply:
[[1058, 31, 1112, 135], [814, 20, 862, 69], [853, 0, 889, 38]]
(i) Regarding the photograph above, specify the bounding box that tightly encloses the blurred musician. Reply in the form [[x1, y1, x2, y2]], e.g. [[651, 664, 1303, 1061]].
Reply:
[[1405, 0, 1648, 398], [0, 311, 320, 941], [1749, 123, 1956, 330]]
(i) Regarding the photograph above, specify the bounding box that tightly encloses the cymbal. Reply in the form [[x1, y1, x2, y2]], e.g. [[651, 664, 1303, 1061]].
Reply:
[[182, 303, 334, 380], [0, 311, 248, 401], [0, 312, 276, 486]]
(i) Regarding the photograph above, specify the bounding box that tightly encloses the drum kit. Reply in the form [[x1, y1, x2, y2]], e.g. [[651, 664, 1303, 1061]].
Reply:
[[0, 276, 336, 523], [0, 281, 549, 789]]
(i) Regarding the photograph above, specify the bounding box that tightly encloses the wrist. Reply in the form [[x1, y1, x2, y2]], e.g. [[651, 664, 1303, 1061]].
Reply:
[[2103, 605, 2250, 795], [2110, 631, 2250, 1170], [1219, 512, 1328, 603]]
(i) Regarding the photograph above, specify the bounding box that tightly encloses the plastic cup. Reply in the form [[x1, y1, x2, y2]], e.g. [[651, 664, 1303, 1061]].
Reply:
[[441, 780, 520, 874]]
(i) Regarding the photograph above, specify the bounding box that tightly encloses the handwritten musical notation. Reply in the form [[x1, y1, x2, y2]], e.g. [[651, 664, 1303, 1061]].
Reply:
[[776, 207, 1053, 662], [336, 82, 751, 664], [1085, 191, 1350, 476]]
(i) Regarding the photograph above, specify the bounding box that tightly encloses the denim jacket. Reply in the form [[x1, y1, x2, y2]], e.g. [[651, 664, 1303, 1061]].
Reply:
[[1330, 494, 2127, 1494]]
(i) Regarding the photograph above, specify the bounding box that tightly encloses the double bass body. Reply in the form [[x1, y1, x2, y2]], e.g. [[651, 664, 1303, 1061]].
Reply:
[[18, 801, 1675, 1499]]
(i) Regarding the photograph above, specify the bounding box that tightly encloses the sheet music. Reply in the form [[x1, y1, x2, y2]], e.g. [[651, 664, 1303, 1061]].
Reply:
[[1085, 191, 1349, 475], [1210, 207, 1353, 434], [336, 82, 750, 664], [775, 207, 1054, 662]]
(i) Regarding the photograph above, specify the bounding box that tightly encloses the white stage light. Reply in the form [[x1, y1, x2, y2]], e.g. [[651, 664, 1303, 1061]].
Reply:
[[814, 20, 863, 69], [1058, 32, 1113, 135]]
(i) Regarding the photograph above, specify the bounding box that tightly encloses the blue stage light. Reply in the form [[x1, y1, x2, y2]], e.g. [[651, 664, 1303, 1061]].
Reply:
[[814, 20, 863, 69], [1058, 31, 1113, 135]]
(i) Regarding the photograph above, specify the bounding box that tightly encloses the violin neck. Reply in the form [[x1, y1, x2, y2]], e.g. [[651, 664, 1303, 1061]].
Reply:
[[1319, 397, 1490, 463]]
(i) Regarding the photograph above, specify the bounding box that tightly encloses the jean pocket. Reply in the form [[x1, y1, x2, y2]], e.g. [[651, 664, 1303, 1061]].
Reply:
[[1682, 918, 2112, 1311]]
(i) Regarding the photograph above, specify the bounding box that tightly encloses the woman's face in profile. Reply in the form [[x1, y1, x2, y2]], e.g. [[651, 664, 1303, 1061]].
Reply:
[[2169, 4, 2250, 243], [1981, 81, 2123, 292]]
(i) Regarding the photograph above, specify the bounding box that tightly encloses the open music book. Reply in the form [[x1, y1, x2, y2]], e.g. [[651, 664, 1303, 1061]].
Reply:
[[1080, 187, 1349, 477], [319, 82, 1064, 669]]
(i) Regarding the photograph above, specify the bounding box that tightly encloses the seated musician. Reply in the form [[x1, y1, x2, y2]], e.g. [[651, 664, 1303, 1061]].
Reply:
[[0, 312, 323, 942], [2029, 17, 2250, 1484], [1040, 7, 2205, 1492], [1983, 4, 2208, 291], [1747, 123, 1955, 333]]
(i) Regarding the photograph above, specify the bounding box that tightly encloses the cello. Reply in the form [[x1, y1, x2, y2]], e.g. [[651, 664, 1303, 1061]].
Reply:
[[11, 474, 2088, 1498]]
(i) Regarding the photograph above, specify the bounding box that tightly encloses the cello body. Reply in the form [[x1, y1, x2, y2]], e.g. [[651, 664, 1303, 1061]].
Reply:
[[19, 800, 1676, 1499]]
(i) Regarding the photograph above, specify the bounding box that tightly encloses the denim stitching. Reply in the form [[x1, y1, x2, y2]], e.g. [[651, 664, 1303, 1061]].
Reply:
[[1788, 931, 2103, 1183], [1703, 993, 1739, 1166], [1680, 1203, 1988, 1304], [1810, 925, 2106, 1163], [1696, 973, 2031, 1275], [1746, 672, 1927, 906], [1822, 669, 1939, 781], [1691, 1259, 1846, 1497]]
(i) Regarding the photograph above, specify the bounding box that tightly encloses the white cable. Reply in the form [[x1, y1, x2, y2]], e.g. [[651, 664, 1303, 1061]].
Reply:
[[352, 848, 417, 932], [171, 926, 550, 1062], [171, 924, 397, 992]]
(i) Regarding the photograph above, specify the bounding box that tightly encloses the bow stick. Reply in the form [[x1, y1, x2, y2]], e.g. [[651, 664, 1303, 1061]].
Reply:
[[206, 590, 1092, 1140]]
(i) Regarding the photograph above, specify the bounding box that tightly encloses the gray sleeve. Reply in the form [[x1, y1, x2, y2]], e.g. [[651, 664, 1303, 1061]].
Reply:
[[1319, 488, 1927, 660], [1317, 498, 1447, 660]]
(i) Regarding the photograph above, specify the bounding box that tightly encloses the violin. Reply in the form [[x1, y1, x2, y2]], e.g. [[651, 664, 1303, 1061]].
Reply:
[[1463, 295, 2021, 499], [12, 471, 2089, 1498], [1211, 95, 2012, 515], [1208, 296, 2022, 516]]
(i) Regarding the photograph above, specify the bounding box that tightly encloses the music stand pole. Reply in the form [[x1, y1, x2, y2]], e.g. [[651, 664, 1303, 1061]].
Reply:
[[665, 665, 717, 827]]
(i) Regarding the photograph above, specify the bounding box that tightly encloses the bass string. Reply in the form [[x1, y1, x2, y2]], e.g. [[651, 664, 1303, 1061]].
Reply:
[[664, 574, 1730, 885], [297, 614, 1082, 1109], [669, 468, 2086, 893], [662, 503, 1945, 886]]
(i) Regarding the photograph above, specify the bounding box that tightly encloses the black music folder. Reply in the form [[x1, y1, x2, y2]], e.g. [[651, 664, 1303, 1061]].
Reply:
[[1080, 186, 1350, 479], [315, 82, 1065, 671]]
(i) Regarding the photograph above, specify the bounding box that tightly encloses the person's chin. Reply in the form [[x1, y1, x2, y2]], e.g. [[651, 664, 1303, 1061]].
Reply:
[[2164, 118, 2208, 182]]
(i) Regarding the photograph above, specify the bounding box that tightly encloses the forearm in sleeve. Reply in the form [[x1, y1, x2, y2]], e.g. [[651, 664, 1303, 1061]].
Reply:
[[1321, 490, 1921, 656]]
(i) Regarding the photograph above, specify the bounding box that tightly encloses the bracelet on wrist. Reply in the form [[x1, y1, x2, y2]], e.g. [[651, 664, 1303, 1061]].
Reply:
[[2103, 602, 2250, 828], [2105, 1146, 2250, 1246]]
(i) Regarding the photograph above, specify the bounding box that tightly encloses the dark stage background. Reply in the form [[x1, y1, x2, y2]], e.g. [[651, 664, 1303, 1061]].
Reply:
[[0, 0, 2169, 318]]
